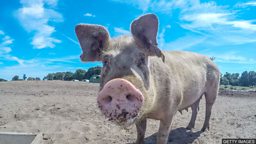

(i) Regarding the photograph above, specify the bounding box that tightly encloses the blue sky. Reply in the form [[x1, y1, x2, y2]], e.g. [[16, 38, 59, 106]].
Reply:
[[0, 0, 256, 80]]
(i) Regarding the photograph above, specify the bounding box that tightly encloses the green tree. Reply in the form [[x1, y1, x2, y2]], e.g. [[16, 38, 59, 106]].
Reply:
[[84, 67, 101, 80], [64, 72, 74, 81], [23, 74, 27, 80], [230, 73, 239, 86], [27, 77, 35, 81], [221, 72, 240, 86], [45, 73, 54, 80], [0, 78, 7, 82], [12, 75, 19, 81], [53, 72, 65, 80], [239, 71, 249, 86], [221, 76, 229, 85], [73, 69, 86, 81], [223, 72, 231, 83], [248, 71, 256, 86]]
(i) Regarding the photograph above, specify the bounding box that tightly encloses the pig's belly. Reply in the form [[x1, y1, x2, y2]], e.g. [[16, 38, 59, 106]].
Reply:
[[178, 86, 204, 110]]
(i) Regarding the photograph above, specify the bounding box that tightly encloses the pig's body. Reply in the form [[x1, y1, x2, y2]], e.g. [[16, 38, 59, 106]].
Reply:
[[76, 14, 220, 144], [148, 51, 218, 114]]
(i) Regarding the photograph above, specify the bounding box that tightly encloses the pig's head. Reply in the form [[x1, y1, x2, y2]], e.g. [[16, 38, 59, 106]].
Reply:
[[75, 14, 164, 126]]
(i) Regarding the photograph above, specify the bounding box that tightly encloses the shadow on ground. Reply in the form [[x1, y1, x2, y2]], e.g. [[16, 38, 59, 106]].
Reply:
[[146, 127, 202, 144], [127, 127, 203, 144]]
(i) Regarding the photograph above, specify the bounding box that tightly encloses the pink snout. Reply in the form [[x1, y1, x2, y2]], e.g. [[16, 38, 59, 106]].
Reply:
[[97, 78, 144, 123]]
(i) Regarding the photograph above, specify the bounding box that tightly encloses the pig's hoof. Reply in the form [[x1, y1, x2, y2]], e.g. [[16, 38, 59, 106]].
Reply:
[[186, 126, 193, 130], [201, 126, 209, 132], [135, 141, 144, 144]]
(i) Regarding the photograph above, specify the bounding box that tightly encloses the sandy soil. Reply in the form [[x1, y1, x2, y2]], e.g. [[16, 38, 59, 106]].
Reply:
[[0, 81, 255, 144]]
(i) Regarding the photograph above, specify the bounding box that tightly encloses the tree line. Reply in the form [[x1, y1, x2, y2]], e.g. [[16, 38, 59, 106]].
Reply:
[[1, 68, 256, 87], [0, 66, 102, 82], [220, 71, 256, 87], [11, 74, 41, 81], [43, 66, 101, 81]]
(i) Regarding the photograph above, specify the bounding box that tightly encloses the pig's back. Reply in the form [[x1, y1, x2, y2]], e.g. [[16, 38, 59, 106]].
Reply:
[[163, 51, 219, 82]]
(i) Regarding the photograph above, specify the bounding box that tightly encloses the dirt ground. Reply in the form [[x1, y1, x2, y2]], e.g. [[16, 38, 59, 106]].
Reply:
[[0, 81, 255, 144]]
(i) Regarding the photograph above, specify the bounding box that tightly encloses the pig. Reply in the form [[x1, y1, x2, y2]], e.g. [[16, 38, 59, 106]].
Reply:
[[75, 14, 220, 144]]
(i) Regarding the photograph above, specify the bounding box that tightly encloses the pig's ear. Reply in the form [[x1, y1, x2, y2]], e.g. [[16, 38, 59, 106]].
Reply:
[[75, 24, 110, 61], [131, 14, 164, 61]]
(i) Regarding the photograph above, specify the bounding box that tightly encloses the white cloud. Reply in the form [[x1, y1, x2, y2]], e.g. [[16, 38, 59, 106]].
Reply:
[[112, 0, 256, 32], [182, 13, 228, 28], [1, 47, 12, 53], [21, 4, 44, 19], [1, 36, 14, 46], [181, 12, 256, 32], [114, 27, 130, 35], [2, 36, 14, 45], [5, 55, 25, 65], [0, 31, 27, 66], [245, 1, 256, 6], [16, 0, 63, 49], [0, 31, 14, 55], [175, 0, 256, 34], [44, 0, 58, 7], [228, 20, 256, 31], [112, 0, 256, 50], [172, 1, 256, 47], [84, 13, 96, 17], [236, 1, 256, 7], [32, 32, 61, 49]]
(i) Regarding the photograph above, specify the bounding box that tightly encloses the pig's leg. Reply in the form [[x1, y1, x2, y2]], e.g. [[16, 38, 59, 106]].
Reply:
[[186, 97, 201, 130], [201, 80, 218, 131], [135, 118, 147, 144], [201, 102, 213, 131], [156, 115, 174, 144]]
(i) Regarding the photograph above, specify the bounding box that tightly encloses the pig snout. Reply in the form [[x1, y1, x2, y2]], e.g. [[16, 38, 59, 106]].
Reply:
[[97, 78, 144, 123]]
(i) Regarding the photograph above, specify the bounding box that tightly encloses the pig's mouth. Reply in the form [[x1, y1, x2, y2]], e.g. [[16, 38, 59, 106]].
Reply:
[[106, 108, 139, 126], [98, 102, 142, 127]]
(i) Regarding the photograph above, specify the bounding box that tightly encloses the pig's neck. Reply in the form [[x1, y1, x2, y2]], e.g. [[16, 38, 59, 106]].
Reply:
[[144, 56, 175, 119]]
